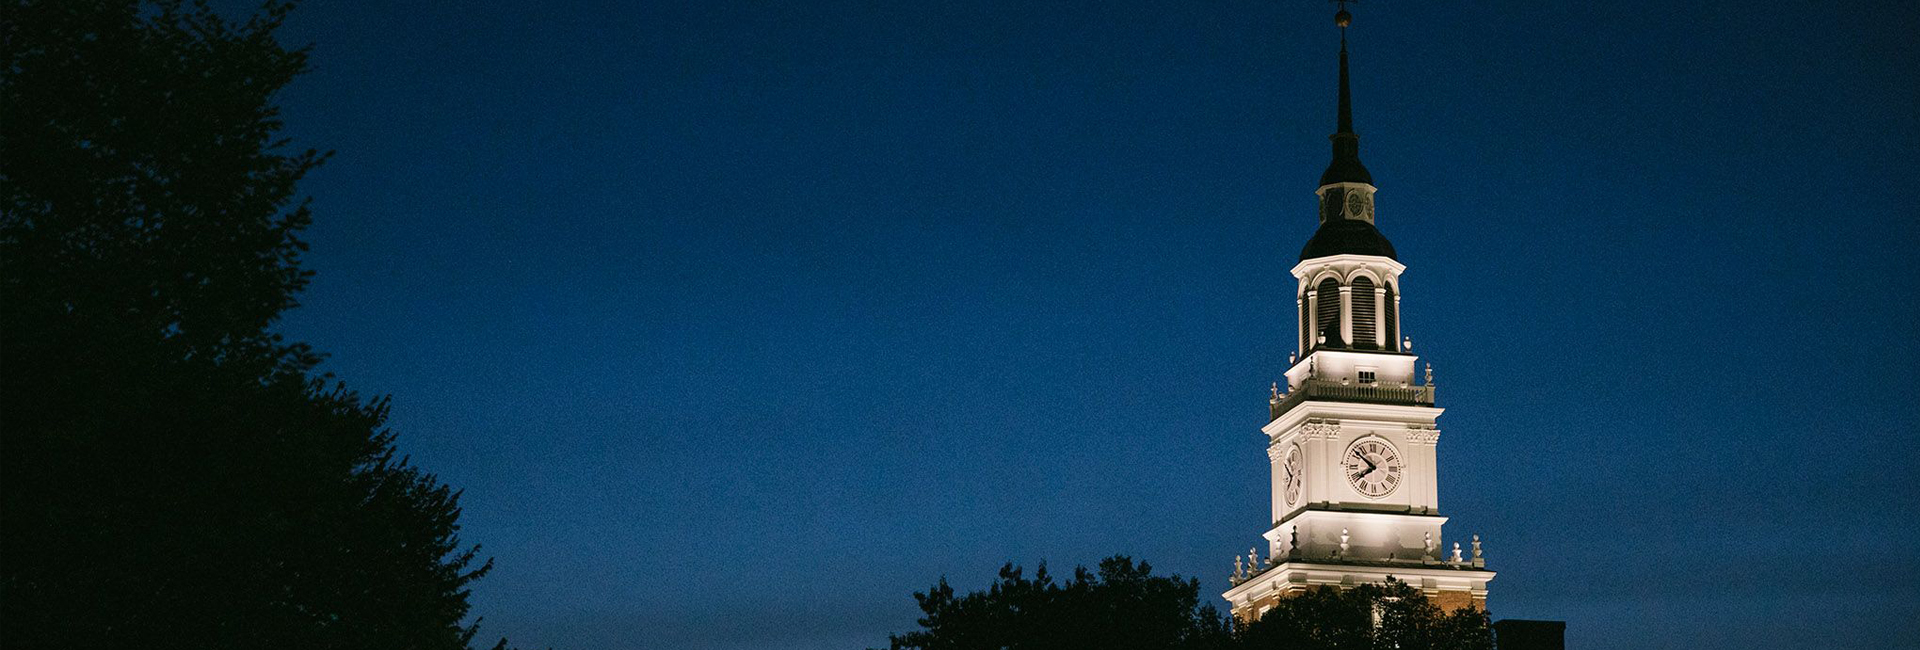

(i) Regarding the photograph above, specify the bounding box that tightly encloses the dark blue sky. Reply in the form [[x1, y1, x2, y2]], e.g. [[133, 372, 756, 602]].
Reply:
[[266, 1, 1918, 648]]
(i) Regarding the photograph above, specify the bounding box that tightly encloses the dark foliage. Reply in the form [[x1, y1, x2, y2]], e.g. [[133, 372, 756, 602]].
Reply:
[[1, 1, 507, 647], [1238, 579, 1494, 650], [882, 558, 1492, 650], [884, 556, 1233, 650]]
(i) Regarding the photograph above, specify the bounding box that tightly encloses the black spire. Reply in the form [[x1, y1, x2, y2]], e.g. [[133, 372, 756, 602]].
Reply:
[[1337, 35, 1353, 133], [1299, 3, 1395, 261], [1319, 5, 1372, 186]]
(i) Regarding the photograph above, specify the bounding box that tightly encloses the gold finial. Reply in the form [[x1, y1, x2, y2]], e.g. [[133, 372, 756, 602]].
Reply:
[[1333, 0, 1354, 28]]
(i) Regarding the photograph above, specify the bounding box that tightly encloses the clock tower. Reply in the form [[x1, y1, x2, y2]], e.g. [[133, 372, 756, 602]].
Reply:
[[1221, 6, 1495, 620]]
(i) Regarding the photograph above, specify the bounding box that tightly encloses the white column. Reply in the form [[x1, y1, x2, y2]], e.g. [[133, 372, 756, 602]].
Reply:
[[1425, 443, 1440, 512], [1338, 286, 1353, 347], [1373, 286, 1388, 349], [1415, 439, 1432, 511], [1313, 435, 1330, 507], [1306, 290, 1319, 351], [1271, 450, 1285, 523]]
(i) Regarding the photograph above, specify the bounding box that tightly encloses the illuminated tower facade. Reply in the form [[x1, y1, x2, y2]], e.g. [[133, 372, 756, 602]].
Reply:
[[1221, 6, 1494, 620]]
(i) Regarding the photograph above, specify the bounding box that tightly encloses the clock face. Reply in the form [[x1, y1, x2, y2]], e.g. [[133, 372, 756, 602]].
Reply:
[[1321, 189, 1345, 222], [1345, 190, 1372, 220], [1281, 445, 1303, 507], [1343, 437, 1402, 498]]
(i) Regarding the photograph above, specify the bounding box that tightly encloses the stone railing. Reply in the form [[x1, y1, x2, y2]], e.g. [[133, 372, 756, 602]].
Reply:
[[1270, 379, 1434, 420], [1228, 535, 1490, 586]]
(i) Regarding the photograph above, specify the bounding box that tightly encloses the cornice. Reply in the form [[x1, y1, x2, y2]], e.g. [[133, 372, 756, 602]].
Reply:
[[1289, 253, 1406, 280], [1265, 402, 1443, 438]]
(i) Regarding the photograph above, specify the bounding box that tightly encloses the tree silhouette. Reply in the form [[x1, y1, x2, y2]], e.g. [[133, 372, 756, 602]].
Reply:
[[1238, 578, 1493, 650], [1, 1, 512, 647], [881, 559, 1493, 650], [883, 556, 1234, 650]]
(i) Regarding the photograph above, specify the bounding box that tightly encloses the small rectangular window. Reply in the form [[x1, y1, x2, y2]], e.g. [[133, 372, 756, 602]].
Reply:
[[1358, 369, 1377, 384]]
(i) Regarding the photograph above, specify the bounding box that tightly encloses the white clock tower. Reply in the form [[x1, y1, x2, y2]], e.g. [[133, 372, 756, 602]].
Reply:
[[1222, 6, 1494, 620]]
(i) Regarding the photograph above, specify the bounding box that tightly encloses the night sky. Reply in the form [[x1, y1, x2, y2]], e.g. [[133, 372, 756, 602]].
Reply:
[[264, 1, 1918, 648]]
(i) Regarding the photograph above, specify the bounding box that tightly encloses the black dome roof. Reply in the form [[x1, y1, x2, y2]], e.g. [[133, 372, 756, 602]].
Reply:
[[1319, 151, 1372, 186], [1299, 218, 1397, 261]]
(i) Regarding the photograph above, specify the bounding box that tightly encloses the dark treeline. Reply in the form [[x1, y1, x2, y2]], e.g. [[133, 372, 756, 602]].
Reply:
[[1, 1, 516, 647], [882, 557, 1494, 650]]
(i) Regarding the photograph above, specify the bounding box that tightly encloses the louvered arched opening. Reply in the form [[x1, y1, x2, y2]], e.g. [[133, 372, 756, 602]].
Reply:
[[1384, 282, 1399, 351], [1314, 278, 1341, 348], [1352, 276, 1376, 349]]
